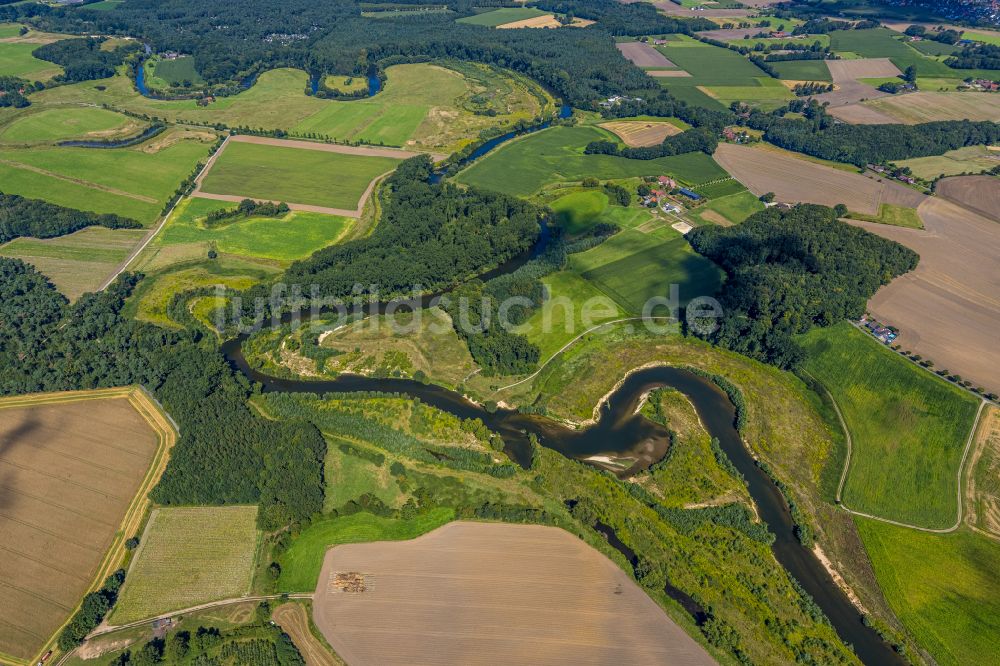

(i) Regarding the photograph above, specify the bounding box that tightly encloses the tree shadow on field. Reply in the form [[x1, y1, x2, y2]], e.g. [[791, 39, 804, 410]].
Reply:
[[0, 412, 42, 512]]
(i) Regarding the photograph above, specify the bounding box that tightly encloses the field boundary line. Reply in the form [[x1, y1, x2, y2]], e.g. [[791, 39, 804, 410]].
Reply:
[[3, 387, 179, 666], [0, 158, 158, 203], [99, 135, 231, 291], [494, 317, 672, 393], [811, 370, 987, 534]]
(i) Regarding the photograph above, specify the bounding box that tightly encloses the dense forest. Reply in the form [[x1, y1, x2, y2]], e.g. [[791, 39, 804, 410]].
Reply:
[[946, 43, 1000, 70], [2, 0, 701, 106], [245, 156, 541, 318], [0, 192, 141, 243], [687, 205, 919, 368], [33, 37, 141, 82], [0, 76, 31, 107], [0, 259, 325, 531]]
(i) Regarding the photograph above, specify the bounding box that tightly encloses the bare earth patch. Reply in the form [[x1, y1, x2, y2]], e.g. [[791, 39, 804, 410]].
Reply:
[[936, 175, 1000, 222], [599, 120, 681, 147], [826, 58, 902, 81], [616, 41, 676, 68], [648, 69, 692, 77], [864, 91, 1000, 124], [713, 143, 924, 215], [966, 406, 1000, 538], [851, 197, 1000, 395], [273, 603, 342, 666], [313, 521, 715, 665], [496, 14, 594, 28], [828, 103, 901, 125]]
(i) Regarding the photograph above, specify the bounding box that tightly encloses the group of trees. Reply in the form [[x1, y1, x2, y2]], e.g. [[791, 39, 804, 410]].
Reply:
[[792, 81, 833, 96], [32, 37, 141, 82], [250, 155, 541, 316], [947, 42, 1000, 70], [0, 260, 326, 531], [2, 0, 705, 107], [687, 205, 919, 368], [0, 76, 34, 107], [0, 192, 141, 243], [204, 199, 290, 225], [58, 570, 125, 650], [584, 127, 718, 160]]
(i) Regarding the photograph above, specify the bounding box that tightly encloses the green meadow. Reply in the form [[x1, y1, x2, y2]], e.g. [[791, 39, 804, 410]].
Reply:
[[199, 141, 400, 210], [550, 190, 611, 235], [0, 227, 145, 300], [572, 230, 724, 314], [800, 322, 980, 527], [689, 190, 764, 226], [0, 134, 214, 224], [770, 59, 834, 81], [0, 40, 62, 80], [456, 7, 548, 26], [830, 29, 995, 79], [0, 107, 137, 144], [455, 126, 727, 197], [151, 56, 205, 86], [856, 520, 1000, 666], [656, 36, 770, 85], [160, 197, 354, 262]]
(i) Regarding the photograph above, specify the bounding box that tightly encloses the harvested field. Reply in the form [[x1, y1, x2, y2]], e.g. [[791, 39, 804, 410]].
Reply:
[[0, 388, 174, 663], [828, 103, 901, 124], [900, 148, 1000, 181], [648, 69, 692, 77], [713, 143, 924, 215], [312, 521, 715, 665], [826, 58, 902, 81], [936, 175, 1000, 222], [851, 197, 1000, 395], [273, 603, 342, 666], [616, 41, 676, 68], [697, 28, 763, 40], [654, 2, 750, 18], [968, 405, 1000, 538], [496, 14, 594, 28], [865, 91, 1000, 124], [599, 120, 681, 147]]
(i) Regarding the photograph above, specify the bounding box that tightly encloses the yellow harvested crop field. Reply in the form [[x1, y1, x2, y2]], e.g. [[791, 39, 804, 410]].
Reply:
[[600, 120, 682, 147], [313, 521, 715, 665], [0, 388, 175, 664]]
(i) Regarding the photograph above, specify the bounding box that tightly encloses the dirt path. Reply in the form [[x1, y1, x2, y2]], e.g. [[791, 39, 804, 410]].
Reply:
[[273, 602, 342, 666], [811, 367, 987, 533], [189, 190, 366, 218], [0, 159, 158, 203], [964, 405, 1000, 541]]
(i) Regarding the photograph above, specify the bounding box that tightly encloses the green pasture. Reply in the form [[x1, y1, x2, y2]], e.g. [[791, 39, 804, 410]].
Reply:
[[689, 190, 764, 226], [656, 80, 729, 110], [770, 59, 833, 82], [570, 229, 724, 313], [0, 106, 136, 144], [111, 506, 259, 624], [701, 79, 794, 110], [800, 322, 980, 527], [829, 29, 986, 78], [550, 190, 611, 235], [275, 508, 455, 592], [856, 520, 1000, 666], [656, 36, 771, 85], [160, 197, 353, 261], [0, 40, 62, 80], [455, 126, 727, 197], [324, 74, 367, 93], [0, 135, 213, 224], [692, 178, 747, 200], [31, 63, 542, 152], [846, 203, 923, 229], [200, 141, 400, 210], [323, 436, 404, 511], [909, 40, 961, 57], [0, 24, 22, 39], [0, 227, 144, 300], [966, 31, 1000, 46], [152, 55, 204, 86], [456, 7, 547, 26], [517, 270, 624, 360]]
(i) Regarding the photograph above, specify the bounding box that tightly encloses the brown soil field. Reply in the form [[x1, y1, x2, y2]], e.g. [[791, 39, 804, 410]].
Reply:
[[273, 603, 343, 666], [312, 521, 715, 665], [827, 103, 900, 124], [966, 406, 1000, 538], [615, 41, 676, 68], [851, 197, 1000, 395], [496, 14, 594, 28], [648, 69, 692, 77], [713, 143, 925, 215], [865, 91, 1000, 124], [827, 58, 902, 81], [936, 175, 1000, 222], [0, 388, 175, 664], [599, 120, 681, 147]]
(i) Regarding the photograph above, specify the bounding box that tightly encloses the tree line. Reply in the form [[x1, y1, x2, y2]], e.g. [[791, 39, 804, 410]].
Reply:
[[0, 192, 141, 243], [687, 204, 919, 368], [33, 36, 141, 83], [0, 261, 326, 532], [583, 127, 718, 159]]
